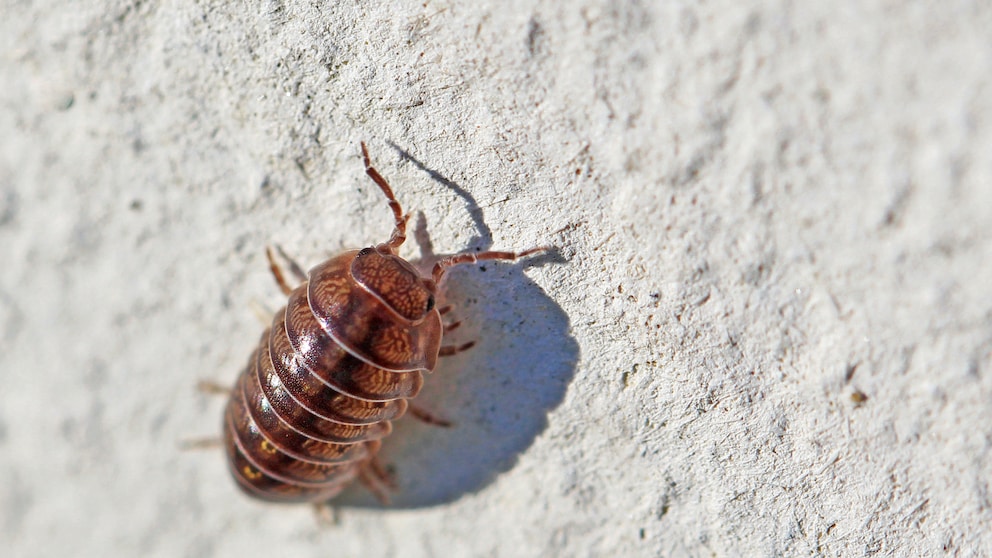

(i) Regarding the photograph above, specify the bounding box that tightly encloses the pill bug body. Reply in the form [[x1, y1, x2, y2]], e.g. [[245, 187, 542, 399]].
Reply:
[[222, 144, 544, 503]]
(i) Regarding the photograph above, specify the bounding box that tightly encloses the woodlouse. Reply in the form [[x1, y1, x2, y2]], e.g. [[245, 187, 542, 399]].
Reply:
[[221, 143, 546, 503]]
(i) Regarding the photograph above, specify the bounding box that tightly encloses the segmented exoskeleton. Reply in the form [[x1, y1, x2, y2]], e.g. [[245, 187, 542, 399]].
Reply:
[[222, 143, 544, 503]]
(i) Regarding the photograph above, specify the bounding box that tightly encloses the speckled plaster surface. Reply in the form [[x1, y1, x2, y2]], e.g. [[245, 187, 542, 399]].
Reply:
[[2, 1, 991, 556]]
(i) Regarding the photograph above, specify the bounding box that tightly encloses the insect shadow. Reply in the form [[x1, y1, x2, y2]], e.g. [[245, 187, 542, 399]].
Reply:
[[334, 144, 579, 508]]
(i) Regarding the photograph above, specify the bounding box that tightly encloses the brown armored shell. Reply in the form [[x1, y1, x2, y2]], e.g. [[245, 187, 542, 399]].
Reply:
[[218, 143, 545, 505], [223, 249, 443, 503]]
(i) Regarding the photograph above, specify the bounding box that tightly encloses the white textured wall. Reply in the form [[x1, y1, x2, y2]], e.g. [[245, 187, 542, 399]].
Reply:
[[2, 1, 991, 556]]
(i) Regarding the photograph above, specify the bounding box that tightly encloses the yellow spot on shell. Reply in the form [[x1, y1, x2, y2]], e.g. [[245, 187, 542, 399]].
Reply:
[[243, 466, 262, 480]]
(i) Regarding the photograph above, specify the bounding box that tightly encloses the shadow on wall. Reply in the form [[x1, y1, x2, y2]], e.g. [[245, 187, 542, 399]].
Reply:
[[334, 144, 579, 508]]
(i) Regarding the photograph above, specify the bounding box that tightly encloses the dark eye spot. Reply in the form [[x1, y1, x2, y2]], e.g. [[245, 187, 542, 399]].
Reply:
[[358, 247, 375, 257], [425, 295, 435, 313]]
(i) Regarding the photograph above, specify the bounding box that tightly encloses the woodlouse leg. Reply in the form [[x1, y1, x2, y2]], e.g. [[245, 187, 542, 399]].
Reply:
[[368, 456, 396, 489], [197, 380, 230, 396], [443, 320, 462, 334], [358, 457, 395, 505], [407, 404, 453, 427], [265, 246, 295, 296], [438, 341, 476, 357], [179, 437, 223, 450], [181, 381, 229, 450], [437, 305, 453, 316], [360, 142, 407, 253], [248, 300, 273, 325], [273, 244, 307, 283], [312, 502, 340, 526], [432, 246, 549, 284]]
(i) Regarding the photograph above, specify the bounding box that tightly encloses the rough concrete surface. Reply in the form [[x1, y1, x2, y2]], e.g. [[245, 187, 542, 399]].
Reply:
[[2, 1, 991, 556]]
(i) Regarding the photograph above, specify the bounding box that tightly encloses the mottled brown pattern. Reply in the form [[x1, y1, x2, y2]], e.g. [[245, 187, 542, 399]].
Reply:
[[220, 143, 546, 504], [351, 248, 434, 320], [308, 253, 443, 373], [254, 333, 394, 444], [223, 246, 442, 502]]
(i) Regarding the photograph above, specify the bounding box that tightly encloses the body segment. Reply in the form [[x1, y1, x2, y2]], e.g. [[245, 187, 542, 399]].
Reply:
[[222, 144, 545, 503]]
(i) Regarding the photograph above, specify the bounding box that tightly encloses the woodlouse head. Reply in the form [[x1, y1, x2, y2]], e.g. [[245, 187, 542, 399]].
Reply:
[[351, 246, 437, 322]]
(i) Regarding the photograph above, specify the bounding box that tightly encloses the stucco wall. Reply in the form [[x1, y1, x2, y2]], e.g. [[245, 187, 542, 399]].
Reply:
[[2, 1, 991, 556]]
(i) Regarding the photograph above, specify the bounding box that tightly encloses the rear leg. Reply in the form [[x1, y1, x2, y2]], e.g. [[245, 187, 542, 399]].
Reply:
[[312, 502, 340, 526], [363, 404, 451, 505], [359, 456, 396, 505], [407, 404, 453, 427]]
